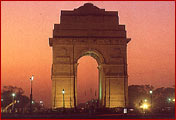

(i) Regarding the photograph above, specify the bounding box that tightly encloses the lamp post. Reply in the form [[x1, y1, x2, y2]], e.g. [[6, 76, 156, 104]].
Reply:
[[149, 90, 153, 109], [12, 93, 16, 112], [62, 89, 65, 108], [30, 75, 34, 113], [40, 100, 44, 107]]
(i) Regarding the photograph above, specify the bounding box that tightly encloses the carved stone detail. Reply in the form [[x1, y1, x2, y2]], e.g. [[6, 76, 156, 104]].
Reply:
[[51, 38, 128, 45], [55, 56, 70, 64], [110, 47, 122, 58]]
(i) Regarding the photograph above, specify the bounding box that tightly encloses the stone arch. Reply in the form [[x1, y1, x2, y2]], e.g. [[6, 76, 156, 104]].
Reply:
[[75, 49, 105, 107], [76, 55, 99, 105], [76, 49, 105, 65], [49, 3, 131, 109]]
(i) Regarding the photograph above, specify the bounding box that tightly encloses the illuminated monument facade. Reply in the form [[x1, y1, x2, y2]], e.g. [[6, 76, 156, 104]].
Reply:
[[49, 3, 131, 108]]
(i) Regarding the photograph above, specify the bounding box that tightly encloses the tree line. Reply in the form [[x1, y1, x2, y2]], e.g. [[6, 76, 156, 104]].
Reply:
[[1, 86, 43, 113], [1, 85, 175, 111], [128, 85, 175, 110]]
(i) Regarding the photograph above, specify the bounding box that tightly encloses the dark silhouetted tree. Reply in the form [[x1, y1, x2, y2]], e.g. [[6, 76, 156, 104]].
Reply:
[[1, 86, 29, 110]]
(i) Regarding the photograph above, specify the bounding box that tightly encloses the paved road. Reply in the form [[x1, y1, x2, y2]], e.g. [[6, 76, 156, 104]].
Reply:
[[1, 112, 175, 119]]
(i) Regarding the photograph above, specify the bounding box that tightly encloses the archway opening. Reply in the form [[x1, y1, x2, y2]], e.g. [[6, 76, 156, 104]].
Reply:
[[77, 56, 99, 108]]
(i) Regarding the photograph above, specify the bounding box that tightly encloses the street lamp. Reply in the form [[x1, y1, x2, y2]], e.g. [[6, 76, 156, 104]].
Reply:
[[12, 93, 16, 111], [30, 75, 34, 113], [40, 100, 44, 107], [142, 103, 149, 109], [62, 89, 65, 108], [140, 103, 149, 114], [149, 90, 153, 109], [12, 93, 16, 97]]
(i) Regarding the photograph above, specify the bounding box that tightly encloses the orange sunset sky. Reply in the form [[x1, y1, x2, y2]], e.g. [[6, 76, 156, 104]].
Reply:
[[1, 1, 175, 107]]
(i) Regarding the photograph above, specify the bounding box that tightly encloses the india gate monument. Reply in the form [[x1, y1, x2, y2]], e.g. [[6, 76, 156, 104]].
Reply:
[[49, 3, 131, 109]]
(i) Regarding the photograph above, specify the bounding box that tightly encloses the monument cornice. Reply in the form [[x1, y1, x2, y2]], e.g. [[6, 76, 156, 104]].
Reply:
[[49, 38, 130, 46]]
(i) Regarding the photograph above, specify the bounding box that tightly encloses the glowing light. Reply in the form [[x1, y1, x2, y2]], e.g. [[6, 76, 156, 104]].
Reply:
[[30, 75, 34, 81], [124, 108, 127, 114], [149, 90, 152, 94], [62, 89, 65, 94], [12, 93, 15, 97], [99, 66, 102, 101], [140, 103, 149, 109], [144, 99, 147, 102], [173, 99, 175, 102]]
